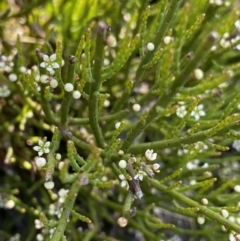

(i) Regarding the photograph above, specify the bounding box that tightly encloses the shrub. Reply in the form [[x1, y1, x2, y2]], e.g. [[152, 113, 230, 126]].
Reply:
[[1, 0, 240, 240]]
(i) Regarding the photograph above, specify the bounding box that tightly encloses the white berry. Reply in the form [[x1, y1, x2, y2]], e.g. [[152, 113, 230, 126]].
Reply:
[[64, 83, 74, 92]]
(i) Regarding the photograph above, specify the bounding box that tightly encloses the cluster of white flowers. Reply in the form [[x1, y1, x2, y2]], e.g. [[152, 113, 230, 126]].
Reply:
[[9, 234, 21, 241], [63, 83, 81, 99], [134, 170, 146, 181], [176, 102, 206, 120], [178, 142, 208, 156], [118, 149, 159, 189], [119, 174, 129, 189], [33, 138, 53, 189], [58, 188, 69, 203], [186, 159, 200, 170], [34, 219, 43, 229], [0, 54, 20, 96], [0, 55, 14, 72], [219, 20, 240, 50], [229, 233, 240, 241], [40, 74, 58, 89], [209, 0, 230, 6], [0, 85, 11, 97]]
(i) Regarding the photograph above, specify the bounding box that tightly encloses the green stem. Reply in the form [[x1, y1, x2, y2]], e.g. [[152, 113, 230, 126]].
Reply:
[[135, 0, 180, 79], [40, 88, 56, 124], [128, 115, 240, 154], [69, 110, 129, 124], [50, 174, 81, 241], [147, 177, 240, 233], [60, 55, 76, 127], [88, 22, 107, 148]]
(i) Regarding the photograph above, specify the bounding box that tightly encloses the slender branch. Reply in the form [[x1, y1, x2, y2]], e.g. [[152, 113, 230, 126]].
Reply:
[[60, 55, 76, 127], [50, 174, 82, 241], [147, 177, 240, 233], [88, 21, 108, 148]]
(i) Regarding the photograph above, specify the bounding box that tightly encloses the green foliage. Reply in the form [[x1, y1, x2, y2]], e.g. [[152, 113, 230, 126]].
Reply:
[[1, 0, 240, 241]]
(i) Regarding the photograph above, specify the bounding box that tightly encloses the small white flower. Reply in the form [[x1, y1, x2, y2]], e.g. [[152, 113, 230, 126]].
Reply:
[[119, 174, 129, 189], [64, 83, 74, 92], [5, 200, 15, 209], [115, 122, 121, 129], [0, 55, 14, 73], [44, 181, 55, 190], [186, 159, 199, 170], [177, 147, 189, 156], [195, 141, 208, 152], [194, 69, 204, 80], [9, 73, 17, 82], [220, 209, 229, 218], [103, 58, 110, 66], [191, 104, 205, 120], [233, 140, 240, 152], [34, 219, 43, 229], [19, 66, 27, 73], [152, 163, 160, 172], [0, 85, 11, 97], [209, 0, 223, 5], [50, 78, 58, 88], [176, 105, 187, 118], [9, 234, 21, 241], [104, 99, 110, 107], [117, 216, 128, 227], [163, 36, 172, 45], [106, 35, 117, 47], [119, 160, 127, 169], [58, 188, 69, 203], [72, 90, 81, 99], [40, 75, 49, 84], [147, 42, 155, 51], [133, 103, 141, 112], [56, 153, 61, 160], [35, 156, 47, 168], [49, 203, 56, 215], [197, 216, 205, 225], [134, 170, 146, 181], [190, 179, 196, 185], [201, 198, 208, 205], [40, 53, 60, 72], [145, 149, 157, 161], [234, 185, 240, 193], [235, 19, 240, 28], [36, 234, 44, 241], [123, 13, 131, 22], [33, 139, 51, 156], [58, 188, 69, 197]]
